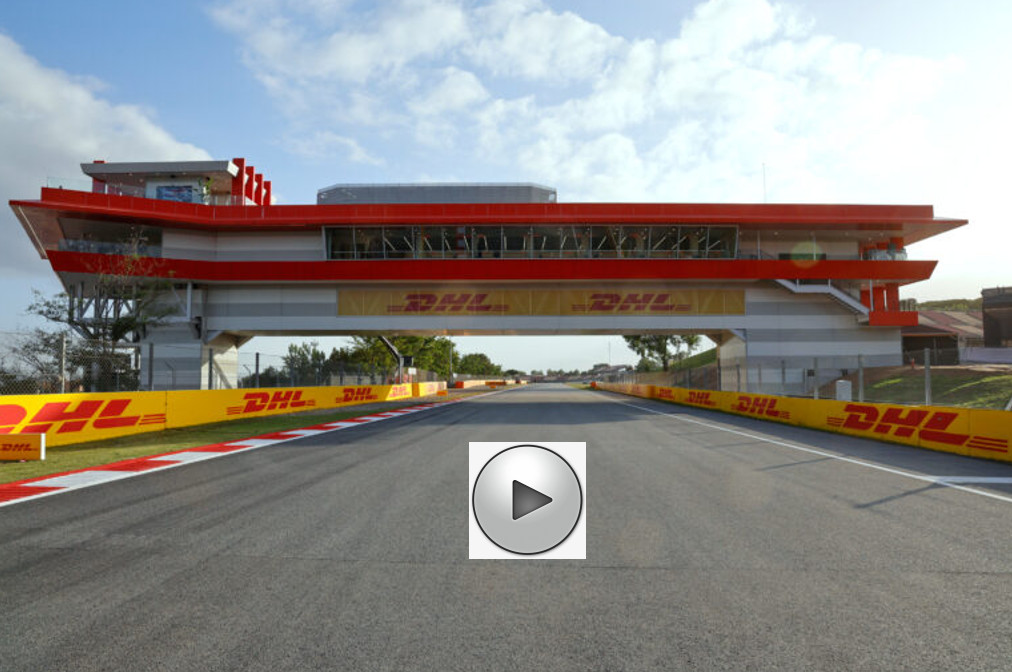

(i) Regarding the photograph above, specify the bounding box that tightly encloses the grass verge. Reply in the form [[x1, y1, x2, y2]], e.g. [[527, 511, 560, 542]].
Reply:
[[0, 395, 471, 485]]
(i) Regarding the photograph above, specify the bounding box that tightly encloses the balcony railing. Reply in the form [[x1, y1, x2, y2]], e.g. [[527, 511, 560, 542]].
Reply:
[[46, 177, 247, 206]]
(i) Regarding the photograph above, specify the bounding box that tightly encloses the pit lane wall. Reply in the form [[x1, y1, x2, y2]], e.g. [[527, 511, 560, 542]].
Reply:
[[594, 383, 1012, 463], [0, 382, 446, 449]]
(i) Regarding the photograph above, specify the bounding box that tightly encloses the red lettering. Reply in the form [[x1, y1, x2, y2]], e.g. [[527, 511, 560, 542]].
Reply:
[[649, 294, 674, 312], [918, 412, 969, 446], [434, 294, 472, 312], [92, 399, 141, 429], [398, 294, 437, 313], [466, 294, 492, 312], [618, 294, 654, 312], [24, 400, 103, 434], [588, 293, 620, 311], [243, 392, 270, 413], [841, 404, 878, 431], [0, 404, 27, 433], [874, 407, 930, 437]]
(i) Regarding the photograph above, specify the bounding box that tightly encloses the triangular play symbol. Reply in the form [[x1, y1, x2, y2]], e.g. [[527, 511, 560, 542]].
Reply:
[[513, 480, 552, 520]]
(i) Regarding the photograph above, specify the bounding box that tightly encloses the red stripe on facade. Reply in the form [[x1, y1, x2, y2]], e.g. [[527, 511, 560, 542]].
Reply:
[[46, 250, 938, 284]]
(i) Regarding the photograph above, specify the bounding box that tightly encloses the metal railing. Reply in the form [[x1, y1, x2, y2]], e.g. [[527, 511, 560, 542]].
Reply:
[[602, 348, 1012, 409]]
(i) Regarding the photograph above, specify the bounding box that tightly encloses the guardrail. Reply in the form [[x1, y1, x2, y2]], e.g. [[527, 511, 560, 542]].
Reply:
[[594, 382, 1012, 463]]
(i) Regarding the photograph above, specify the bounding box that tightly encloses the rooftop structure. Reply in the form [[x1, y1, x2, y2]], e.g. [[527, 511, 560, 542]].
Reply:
[[318, 183, 556, 205]]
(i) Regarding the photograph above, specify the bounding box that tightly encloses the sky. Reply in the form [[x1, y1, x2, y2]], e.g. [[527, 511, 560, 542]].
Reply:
[[1, 0, 1010, 372]]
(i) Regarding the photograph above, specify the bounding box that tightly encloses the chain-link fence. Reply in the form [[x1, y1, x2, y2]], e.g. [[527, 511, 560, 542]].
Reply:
[[601, 347, 1012, 410], [0, 330, 445, 394], [0, 330, 142, 395]]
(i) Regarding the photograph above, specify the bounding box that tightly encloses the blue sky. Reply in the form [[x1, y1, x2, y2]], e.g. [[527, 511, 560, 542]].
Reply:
[[1, 0, 1010, 371]]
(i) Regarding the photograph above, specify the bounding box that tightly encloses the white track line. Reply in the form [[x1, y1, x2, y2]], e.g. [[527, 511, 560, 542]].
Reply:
[[601, 394, 1012, 505]]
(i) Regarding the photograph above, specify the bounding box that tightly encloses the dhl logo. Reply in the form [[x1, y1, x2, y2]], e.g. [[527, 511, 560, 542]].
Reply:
[[227, 390, 314, 416], [656, 388, 675, 400], [342, 387, 379, 403], [389, 384, 410, 397], [388, 293, 507, 313], [686, 391, 717, 407], [733, 395, 790, 420], [1, 442, 33, 451], [827, 403, 1008, 453], [570, 293, 691, 313], [0, 399, 166, 435]]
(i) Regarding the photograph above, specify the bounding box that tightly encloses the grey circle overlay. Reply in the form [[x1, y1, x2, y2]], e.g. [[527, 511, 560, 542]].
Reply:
[[472, 444, 583, 555]]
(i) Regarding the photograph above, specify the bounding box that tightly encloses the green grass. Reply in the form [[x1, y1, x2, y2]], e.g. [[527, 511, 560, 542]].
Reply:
[[672, 347, 717, 370], [0, 396, 460, 485], [834, 367, 1012, 409]]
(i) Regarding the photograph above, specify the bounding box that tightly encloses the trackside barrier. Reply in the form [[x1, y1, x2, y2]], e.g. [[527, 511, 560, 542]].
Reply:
[[595, 382, 1012, 464], [0, 383, 438, 448]]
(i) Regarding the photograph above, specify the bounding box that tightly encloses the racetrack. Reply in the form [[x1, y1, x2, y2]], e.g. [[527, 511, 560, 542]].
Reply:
[[2, 383, 1011, 671]]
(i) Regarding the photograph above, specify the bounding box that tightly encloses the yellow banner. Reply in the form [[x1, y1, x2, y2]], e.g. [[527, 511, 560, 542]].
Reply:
[[339, 288, 745, 317], [0, 391, 169, 447], [165, 384, 414, 429], [413, 382, 447, 397], [602, 383, 1012, 463], [0, 434, 45, 461], [0, 384, 425, 447]]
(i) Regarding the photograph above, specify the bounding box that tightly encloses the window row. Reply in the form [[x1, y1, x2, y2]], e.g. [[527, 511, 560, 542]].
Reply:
[[325, 225, 738, 260]]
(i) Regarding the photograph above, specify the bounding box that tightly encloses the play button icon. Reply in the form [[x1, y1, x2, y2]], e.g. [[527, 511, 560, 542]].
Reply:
[[471, 444, 583, 555], [513, 480, 552, 520]]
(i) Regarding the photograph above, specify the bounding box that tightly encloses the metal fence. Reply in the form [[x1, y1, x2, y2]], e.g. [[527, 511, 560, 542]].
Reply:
[[602, 347, 1012, 410], [0, 331, 443, 394]]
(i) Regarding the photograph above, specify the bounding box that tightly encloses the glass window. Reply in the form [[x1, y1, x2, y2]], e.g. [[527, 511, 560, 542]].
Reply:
[[532, 226, 562, 257], [679, 227, 708, 258], [472, 225, 503, 258], [649, 226, 679, 258], [382, 227, 415, 259], [706, 227, 738, 259], [502, 226, 531, 258], [355, 227, 384, 259], [328, 228, 356, 259], [589, 226, 619, 258], [416, 226, 444, 258], [560, 226, 590, 258]]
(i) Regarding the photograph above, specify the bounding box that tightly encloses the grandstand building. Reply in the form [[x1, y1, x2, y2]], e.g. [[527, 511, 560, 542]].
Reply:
[[10, 158, 966, 392]]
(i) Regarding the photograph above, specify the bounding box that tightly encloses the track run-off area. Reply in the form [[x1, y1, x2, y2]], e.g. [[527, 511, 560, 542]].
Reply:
[[2, 383, 1011, 671]]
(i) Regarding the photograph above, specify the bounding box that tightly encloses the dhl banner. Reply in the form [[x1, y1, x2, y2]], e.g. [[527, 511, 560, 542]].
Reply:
[[598, 383, 1012, 463], [164, 384, 414, 429], [413, 381, 447, 397], [338, 287, 745, 317], [0, 391, 169, 446], [0, 384, 419, 448], [0, 434, 45, 461]]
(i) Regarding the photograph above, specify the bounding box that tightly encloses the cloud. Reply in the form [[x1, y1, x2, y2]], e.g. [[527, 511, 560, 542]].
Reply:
[[0, 33, 210, 326], [283, 130, 385, 164], [210, 0, 960, 204]]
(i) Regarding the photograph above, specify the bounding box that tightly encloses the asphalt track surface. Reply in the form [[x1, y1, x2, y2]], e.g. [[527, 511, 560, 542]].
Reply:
[[2, 384, 1011, 671]]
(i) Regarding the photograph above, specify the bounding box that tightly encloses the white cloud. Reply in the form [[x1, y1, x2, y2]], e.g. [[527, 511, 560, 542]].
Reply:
[[284, 130, 384, 164], [409, 67, 489, 116], [0, 33, 210, 325], [468, 0, 623, 81], [209, 0, 970, 220]]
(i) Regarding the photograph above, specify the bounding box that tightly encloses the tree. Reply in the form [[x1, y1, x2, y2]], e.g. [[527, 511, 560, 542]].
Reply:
[[457, 352, 502, 376], [27, 244, 179, 391], [635, 356, 661, 372], [622, 335, 692, 372], [283, 341, 329, 385]]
